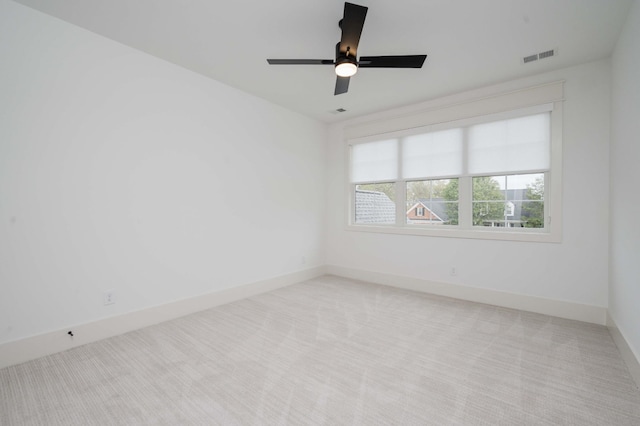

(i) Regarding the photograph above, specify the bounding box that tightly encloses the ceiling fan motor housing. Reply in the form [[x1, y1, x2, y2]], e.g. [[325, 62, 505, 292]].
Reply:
[[335, 41, 358, 76]]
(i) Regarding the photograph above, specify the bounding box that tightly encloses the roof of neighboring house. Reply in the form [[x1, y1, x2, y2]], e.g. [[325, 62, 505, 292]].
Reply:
[[415, 198, 450, 222], [355, 190, 395, 224]]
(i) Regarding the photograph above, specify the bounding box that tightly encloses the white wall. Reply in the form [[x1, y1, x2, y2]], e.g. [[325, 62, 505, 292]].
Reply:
[[0, 0, 326, 345], [610, 0, 640, 360], [327, 59, 611, 309]]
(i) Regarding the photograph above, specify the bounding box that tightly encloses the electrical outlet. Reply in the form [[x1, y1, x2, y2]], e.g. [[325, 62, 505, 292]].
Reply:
[[301, 256, 307, 265], [450, 267, 458, 276], [103, 289, 115, 305]]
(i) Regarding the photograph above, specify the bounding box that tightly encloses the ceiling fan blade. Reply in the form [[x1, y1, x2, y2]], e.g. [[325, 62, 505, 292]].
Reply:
[[358, 55, 427, 68], [339, 2, 368, 57], [334, 76, 350, 95], [267, 59, 334, 65]]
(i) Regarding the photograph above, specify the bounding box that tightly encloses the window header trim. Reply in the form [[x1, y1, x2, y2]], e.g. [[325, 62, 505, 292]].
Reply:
[[344, 81, 564, 141]]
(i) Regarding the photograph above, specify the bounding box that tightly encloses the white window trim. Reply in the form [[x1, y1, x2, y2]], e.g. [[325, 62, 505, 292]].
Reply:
[[344, 82, 564, 243]]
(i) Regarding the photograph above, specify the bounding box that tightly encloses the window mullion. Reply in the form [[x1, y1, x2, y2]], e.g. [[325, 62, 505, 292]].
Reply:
[[459, 177, 472, 228], [544, 171, 550, 229], [395, 181, 405, 226], [396, 138, 406, 226], [459, 127, 472, 228]]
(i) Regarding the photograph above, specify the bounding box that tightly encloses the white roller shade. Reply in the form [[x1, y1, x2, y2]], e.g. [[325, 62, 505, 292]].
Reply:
[[402, 128, 463, 179], [350, 139, 398, 183], [468, 113, 550, 175]]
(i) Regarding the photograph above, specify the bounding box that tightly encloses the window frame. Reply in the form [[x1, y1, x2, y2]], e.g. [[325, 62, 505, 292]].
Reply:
[[345, 86, 563, 243]]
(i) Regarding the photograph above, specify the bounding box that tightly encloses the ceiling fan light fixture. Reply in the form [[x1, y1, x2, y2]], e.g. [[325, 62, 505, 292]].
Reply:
[[335, 58, 358, 77]]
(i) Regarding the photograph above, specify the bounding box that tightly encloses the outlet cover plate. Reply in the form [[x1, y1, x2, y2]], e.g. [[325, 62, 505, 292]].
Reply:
[[103, 289, 115, 305]]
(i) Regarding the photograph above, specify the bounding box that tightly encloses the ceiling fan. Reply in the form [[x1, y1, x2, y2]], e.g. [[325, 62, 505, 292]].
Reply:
[[267, 2, 427, 95]]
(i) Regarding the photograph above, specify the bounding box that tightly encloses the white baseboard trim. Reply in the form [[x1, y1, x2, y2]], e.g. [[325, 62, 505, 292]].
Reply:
[[326, 265, 607, 325], [607, 312, 640, 390], [0, 266, 325, 370]]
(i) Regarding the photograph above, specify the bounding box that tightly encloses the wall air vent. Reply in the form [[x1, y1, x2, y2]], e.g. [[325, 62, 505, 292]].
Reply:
[[524, 49, 556, 64]]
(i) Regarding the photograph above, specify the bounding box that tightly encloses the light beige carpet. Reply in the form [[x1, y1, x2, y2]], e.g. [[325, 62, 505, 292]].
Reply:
[[1, 275, 639, 425]]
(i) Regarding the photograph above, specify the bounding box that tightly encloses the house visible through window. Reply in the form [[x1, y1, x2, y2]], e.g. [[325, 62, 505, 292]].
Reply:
[[406, 179, 459, 225]]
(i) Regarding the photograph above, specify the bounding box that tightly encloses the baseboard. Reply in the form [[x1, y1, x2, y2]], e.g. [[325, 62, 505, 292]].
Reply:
[[0, 266, 326, 370], [0, 265, 611, 371], [607, 312, 640, 389], [326, 265, 607, 325]]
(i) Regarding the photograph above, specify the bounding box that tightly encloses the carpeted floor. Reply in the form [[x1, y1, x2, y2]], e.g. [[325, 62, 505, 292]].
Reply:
[[1, 275, 640, 425]]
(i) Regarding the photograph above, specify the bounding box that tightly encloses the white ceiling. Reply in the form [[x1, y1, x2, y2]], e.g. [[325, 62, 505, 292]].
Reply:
[[12, 0, 633, 123]]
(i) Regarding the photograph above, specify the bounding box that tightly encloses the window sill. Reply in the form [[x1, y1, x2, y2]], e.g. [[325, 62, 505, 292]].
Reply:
[[346, 224, 561, 243]]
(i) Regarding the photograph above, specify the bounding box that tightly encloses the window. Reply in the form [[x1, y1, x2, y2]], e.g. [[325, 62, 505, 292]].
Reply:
[[347, 90, 562, 243]]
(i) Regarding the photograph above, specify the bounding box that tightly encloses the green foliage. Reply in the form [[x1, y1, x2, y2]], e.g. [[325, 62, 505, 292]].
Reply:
[[406, 180, 448, 203], [472, 177, 505, 225], [522, 176, 544, 228], [441, 179, 460, 224]]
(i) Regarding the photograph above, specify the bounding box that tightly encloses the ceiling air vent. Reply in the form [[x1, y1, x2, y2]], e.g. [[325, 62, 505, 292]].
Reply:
[[523, 49, 556, 64], [538, 49, 555, 59]]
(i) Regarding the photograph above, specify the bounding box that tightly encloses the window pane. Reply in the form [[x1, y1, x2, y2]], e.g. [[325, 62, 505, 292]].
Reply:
[[406, 179, 458, 225], [351, 139, 398, 183], [468, 113, 550, 174], [355, 183, 396, 224], [472, 173, 544, 228], [402, 129, 463, 179]]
